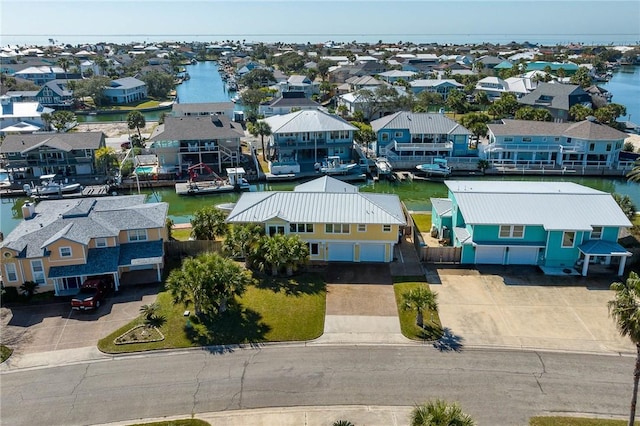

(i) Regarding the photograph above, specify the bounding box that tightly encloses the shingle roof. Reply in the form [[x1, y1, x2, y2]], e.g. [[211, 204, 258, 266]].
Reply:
[[1, 196, 168, 258], [0, 132, 104, 153], [488, 119, 628, 140], [370, 112, 472, 136], [150, 115, 244, 141], [446, 180, 631, 231], [518, 82, 588, 111], [263, 110, 357, 133]]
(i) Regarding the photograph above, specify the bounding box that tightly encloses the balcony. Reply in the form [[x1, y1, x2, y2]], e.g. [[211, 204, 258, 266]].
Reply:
[[394, 140, 453, 151]]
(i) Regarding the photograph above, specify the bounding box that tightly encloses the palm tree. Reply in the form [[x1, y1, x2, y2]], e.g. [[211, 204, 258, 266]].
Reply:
[[127, 110, 146, 142], [402, 286, 438, 328], [627, 159, 640, 183], [608, 272, 640, 426], [223, 224, 264, 267], [190, 206, 228, 241], [411, 399, 475, 426], [247, 120, 272, 161], [284, 235, 310, 276], [258, 234, 289, 276], [57, 57, 70, 83]]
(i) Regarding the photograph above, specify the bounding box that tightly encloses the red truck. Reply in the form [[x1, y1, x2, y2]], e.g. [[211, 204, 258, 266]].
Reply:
[[70, 278, 112, 310]]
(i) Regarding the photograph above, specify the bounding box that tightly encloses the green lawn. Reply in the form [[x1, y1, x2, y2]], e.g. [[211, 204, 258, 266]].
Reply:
[[530, 417, 625, 426], [393, 277, 442, 341], [171, 228, 192, 241], [1, 345, 13, 363], [128, 420, 210, 426], [98, 273, 325, 353], [411, 213, 432, 232]]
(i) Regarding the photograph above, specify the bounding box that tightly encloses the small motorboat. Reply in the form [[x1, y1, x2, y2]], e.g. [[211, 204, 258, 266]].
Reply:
[[416, 158, 451, 177], [319, 156, 358, 175], [24, 174, 82, 196]]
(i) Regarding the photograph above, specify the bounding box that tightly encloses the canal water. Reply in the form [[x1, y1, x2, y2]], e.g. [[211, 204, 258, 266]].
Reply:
[[601, 65, 640, 123]]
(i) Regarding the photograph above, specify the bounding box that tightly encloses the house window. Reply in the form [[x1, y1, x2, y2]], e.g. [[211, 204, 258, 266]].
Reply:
[[591, 226, 603, 240], [325, 223, 350, 234], [95, 238, 107, 248], [59, 247, 72, 257], [128, 229, 148, 242], [383, 224, 392, 232], [504, 137, 513, 142], [522, 137, 532, 142], [268, 225, 285, 236], [395, 132, 403, 138], [381, 133, 389, 142], [357, 224, 366, 232], [562, 231, 575, 248], [606, 144, 612, 152], [499, 225, 524, 238], [290, 223, 314, 233], [4, 263, 17, 282], [589, 143, 595, 151], [309, 243, 319, 256], [31, 259, 45, 285]]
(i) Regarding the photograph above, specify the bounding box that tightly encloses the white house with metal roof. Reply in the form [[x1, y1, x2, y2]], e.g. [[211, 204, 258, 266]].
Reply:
[[226, 176, 406, 262], [0, 196, 168, 296], [430, 181, 631, 276], [103, 77, 147, 104]]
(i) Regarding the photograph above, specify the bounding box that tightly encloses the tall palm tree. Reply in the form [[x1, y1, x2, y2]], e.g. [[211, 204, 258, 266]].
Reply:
[[627, 159, 640, 183], [609, 271, 640, 426], [57, 57, 70, 83], [284, 235, 310, 276], [411, 399, 475, 426], [127, 110, 146, 142], [248, 120, 272, 161], [402, 286, 438, 328], [259, 234, 289, 276]]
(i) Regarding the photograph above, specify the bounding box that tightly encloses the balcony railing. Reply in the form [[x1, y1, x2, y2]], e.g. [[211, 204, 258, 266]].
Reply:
[[393, 140, 453, 151]]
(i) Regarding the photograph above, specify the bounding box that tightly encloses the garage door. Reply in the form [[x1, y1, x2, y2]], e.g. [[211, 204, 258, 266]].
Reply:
[[359, 244, 386, 262], [128, 264, 154, 271], [475, 246, 505, 264], [328, 243, 354, 262], [507, 247, 539, 265]]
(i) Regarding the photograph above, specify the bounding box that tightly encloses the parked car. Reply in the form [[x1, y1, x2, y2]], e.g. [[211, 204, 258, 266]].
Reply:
[[70, 278, 112, 310]]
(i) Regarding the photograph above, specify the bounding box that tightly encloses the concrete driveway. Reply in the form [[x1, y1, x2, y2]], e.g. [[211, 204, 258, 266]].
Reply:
[[428, 266, 634, 354], [0, 283, 159, 355]]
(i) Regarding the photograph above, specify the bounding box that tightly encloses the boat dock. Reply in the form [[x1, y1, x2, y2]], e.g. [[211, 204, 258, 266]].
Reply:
[[0, 185, 115, 200]]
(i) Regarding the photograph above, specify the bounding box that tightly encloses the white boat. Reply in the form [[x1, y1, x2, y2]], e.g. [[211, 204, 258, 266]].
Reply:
[[24, 174, 82, 196], [319, 156, 358, 175], [375, 157, 393, 176], [416, 158, 451, 177], [176, 166, 250, 196]]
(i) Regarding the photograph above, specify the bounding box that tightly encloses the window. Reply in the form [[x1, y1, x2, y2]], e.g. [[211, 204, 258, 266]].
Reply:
[[395, 132, 403, 138], [499, 225, 524, 238], [325, 223, 349, 234], [522, 137, 532, 142], [504, 137, 513, 142], [562, 231, 575, 248], [357, 224, 366, 232], [589, 143, 595, 151], [95, 238, 107, 248], [591, 226, 603, 240], [290, 223, 314, 233], [128, 229, 148, 242], [309, 243, 319, 256], [606, 144, 612, 152], [381, 133, 389, 142], [268, 225, 285, 236], [4, 263, 17, 282], [31, 259, 45, 285], [383, 224, 392, 232], [59, 247, 72, 257]]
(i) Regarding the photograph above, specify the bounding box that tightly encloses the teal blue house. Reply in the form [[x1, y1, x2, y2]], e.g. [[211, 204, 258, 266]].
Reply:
[[431, 181, 632, 276]]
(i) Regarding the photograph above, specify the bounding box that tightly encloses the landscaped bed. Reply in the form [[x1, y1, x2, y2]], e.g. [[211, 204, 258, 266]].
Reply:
[[393, 276, 442, 341], [98, 273, 325, 354]]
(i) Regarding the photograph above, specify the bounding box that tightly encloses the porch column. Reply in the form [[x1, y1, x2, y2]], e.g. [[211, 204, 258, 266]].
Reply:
[[581, 254, 590, 276], [113, 273, 120, 291], [156, 264, 161, 282], [618, 256, 627, 276]]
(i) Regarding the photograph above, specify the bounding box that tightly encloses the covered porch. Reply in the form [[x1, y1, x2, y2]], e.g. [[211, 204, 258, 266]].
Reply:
[[576, 240, 631, 277]]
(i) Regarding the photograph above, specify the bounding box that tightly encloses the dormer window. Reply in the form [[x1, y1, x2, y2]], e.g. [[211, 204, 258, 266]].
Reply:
[[59, 247, 72, 257]]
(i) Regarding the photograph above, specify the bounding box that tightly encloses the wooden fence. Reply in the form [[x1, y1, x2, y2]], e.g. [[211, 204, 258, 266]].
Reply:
[[423, 246, 462, 263], [165, 240, 222, 258]]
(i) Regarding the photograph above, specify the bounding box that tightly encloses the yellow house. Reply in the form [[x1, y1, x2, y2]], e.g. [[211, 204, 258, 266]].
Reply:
[[226, 176, 407, 262], [0, 196, 168, 296]]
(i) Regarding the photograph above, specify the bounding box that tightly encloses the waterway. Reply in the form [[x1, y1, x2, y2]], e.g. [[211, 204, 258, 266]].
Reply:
[[3, 175, 639, 237], [601, 65, 640, 123]]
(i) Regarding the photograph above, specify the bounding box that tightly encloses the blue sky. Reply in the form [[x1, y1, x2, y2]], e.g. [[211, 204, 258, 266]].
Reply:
[[2, 1, 639, 45]]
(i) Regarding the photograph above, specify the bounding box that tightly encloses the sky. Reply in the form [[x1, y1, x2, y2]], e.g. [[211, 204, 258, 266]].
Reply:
[[1, 0, 639, 46]]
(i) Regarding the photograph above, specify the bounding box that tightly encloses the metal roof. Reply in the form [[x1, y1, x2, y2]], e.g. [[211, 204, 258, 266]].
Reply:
[[263, 109, 357, 134], [371, 112, 472, 136], [294, 176, 358, 193], [445, 180, 631, 231], [227, 190, 405, 226]]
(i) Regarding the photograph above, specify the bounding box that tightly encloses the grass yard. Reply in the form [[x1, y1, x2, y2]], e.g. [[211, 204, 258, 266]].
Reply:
[[529, 417, 625, 426], [411, 213, 432, 232], [128, 420, 210, 426], [1, 345, 13, 363], [98, 273, 325, 354], [171, 228, 192, 241], [393, 277, 442, 341]]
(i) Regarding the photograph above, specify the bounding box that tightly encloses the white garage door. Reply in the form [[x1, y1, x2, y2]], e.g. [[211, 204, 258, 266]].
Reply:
[[360, 244, 386, 262], [328, 243, 354, 262], [507, 247, 539, 265], [475, 246, 505, 264]]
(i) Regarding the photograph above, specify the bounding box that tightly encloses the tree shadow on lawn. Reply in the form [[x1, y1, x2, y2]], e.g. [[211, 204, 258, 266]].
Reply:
[[432, 327, 464, 352], [254, 273, 326, 297], [185, 305, 271, 348]]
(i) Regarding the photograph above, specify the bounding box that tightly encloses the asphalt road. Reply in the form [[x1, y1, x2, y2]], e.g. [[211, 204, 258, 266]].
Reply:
[[1, 345, 635, 426]]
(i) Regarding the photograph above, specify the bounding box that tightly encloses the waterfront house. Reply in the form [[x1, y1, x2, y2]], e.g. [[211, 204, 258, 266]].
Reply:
[[409, 79, 464, 99], [275, 75, 320, 98], [6, 80, 75, 108], [0, 132, 105, 179], [14, 66, 67, 86], [370, 112, 473, 169], [0, 196, 168, 296], [262, 109, 358, 175], [171, 102, 235, 120], [102, 77, 147, 105], [483, 118, 629, 170], [226, 176, 406, 262], [430, 181, 631, 276], [0, 95, 54, 135], [149, 114, 244, 174], [517, 82, 592, 122], [259, 92, 322, 117], [336, 87, 404, 121]]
